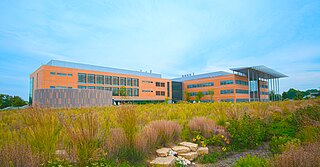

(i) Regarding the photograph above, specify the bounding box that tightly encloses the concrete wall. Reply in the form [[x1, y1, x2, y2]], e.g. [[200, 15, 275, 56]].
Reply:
[[33, 89, 112, 108]]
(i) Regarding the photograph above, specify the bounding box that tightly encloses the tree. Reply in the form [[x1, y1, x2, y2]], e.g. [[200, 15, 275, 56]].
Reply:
[[195, 92, 204, 103], [0, 94, 27, 109], [119, 86, 127, 103], [184, 91, 191, 102], [208, 90, 214, 102], [11, 96, 27, 107]]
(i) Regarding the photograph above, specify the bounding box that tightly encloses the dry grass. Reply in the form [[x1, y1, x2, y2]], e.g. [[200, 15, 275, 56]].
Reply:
[[189, 117, 225, 138], [137, 120, 182, 154], [268, 142, 320, 167]]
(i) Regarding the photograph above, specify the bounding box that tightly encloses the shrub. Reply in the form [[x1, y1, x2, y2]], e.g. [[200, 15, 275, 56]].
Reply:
[[137, 120, 181, 154], [293, 106, 320, 127], [296, 126, 320, 142], [197, 151, 219, 164], [268, 142, 320, 167], [233, 154, 266, 167], [269, 136, 301, 154], [189, 117, 225, 138], [227, 114, 267, 150], [267, 114, 297, 138]]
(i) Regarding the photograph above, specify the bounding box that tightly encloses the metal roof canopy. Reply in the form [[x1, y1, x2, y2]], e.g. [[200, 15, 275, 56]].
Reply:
[[172, 71, 231, 82], [230, 65, 288, 79]]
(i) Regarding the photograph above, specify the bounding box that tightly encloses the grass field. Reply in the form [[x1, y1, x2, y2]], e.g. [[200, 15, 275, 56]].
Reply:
[[0, 99, 319, 166]]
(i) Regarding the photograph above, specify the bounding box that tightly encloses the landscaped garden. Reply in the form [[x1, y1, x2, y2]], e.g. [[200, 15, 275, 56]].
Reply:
[[0, 99, 319, 166]]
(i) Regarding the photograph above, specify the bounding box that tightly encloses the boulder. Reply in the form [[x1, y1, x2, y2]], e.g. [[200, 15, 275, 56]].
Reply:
[[150, 156, 176, 166], [156, 148, 172, 157], [171, 146, 191, 154], [197, 147, 209, 155], [179, 152, 198, 161], [179, 142, 198, 151]]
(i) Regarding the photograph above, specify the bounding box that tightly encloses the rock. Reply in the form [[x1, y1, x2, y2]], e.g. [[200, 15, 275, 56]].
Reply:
[[171, 146, 191, 154], [179, 152, 198, 161], [197, 147, 209, 155], [179, 142, 198, 152], [150, 156, 176, 166], [156, 148, 172, 157]]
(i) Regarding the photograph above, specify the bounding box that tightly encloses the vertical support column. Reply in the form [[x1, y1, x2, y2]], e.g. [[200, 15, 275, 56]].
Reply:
[[248, 69, 251, 102]]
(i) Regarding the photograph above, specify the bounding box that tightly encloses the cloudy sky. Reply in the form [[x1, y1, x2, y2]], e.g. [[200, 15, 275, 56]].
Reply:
[[0, 0, 320, 100]]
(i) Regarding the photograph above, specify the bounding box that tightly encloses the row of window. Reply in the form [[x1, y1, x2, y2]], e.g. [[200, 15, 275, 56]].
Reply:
[[50, 72, 72, 76], [142, 80, 153, 83], [220, 80, 234, 85], [235, 89, 249, 94], [50, 86, 72, 89], [156, 91, 166, 96], [220, 89, 234, 94], [261, 84, 268, 89], [142, 90, 153, 92], [78, 85, 139, 96], [190, 91, 213, 96], [187, 82, 214, 89], [78, 73, 139, 86], [156, 82, 165, 87], [236, 80, 248, 86]]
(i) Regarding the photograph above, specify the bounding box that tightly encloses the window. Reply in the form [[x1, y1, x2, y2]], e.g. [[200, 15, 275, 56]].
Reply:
[[96, 86, 104, 90], [78, 86, 86, 89], [127, 88, 132, 96], [220, 80, 234, 85], [156, 91, 165, 96], [221, 99, 234, 102], [187, 82, 214, 88], [50, 86, 55, 88], [156, 82, 165, 87], [261, 84, 268, 89], [50, 72, 55, 75], [105, 87, 112, 91], [120, 77, 126, 86], [236, 80, 248, 86], [68, 87, 72, 89], [127, 78, 132, 86], [142, 80, 153, 83], [105, 76, 112, 85], [56, 86, 67, 89], [133, 88, 139, 96], [112, 76, 119, 85], [237, 98, 249, 102], [68, 74, 73, 76], [167, 82, 170, 97], [88, 74, 95, 84], [57, 73, 67, 76], [190, 91, 211, 96], [142, 90, 153, 92], [133, 78, 139, 86], [220, 89, 234, 94], [120, 87, 126, 96], [78, 73, 87, 83], [236, 89, 249, 94], [96, 75, 104, 84], [88, 86, 95, 89], [112, 87, 119, 96]]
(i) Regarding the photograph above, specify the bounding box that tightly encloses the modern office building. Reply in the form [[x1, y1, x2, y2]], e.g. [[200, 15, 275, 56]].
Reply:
[[29, 60, 287, 107]]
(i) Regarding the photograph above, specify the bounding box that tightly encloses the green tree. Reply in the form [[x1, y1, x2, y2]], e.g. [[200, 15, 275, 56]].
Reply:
[[119, 86, 127, 103], [195, 92, 204, 102], [208, 90, 214, 102], [11, 96, 27, 107], [184, 91, 191, 102], [0, 94, 12, 109]]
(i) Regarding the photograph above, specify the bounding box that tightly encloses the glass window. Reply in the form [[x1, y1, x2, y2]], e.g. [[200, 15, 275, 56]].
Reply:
[[56, 86, 67, 89], [133, 88, 139, 96], [127, 88, 132, 96], [236, 80, 248, 86], [142, 80, 153, 83], [236, 89, 249, 94], [133, 78, 139, 86], [156, 82, 160, 87], [220, 80, 234, 85], [112, 87, 119, 96], [142, 90, 153, 92], [57, 73, 67, 76], [50, 72, 55, 75], [78, 73, 87, 83], [88, 86, 95, 89], [88, 74, 95, 84], [161, 83, 165, 87], [112, 76, 119, 85], [50, 86, 55, 89], [78, 86, 86, 89], [156, 91, 160, 96], [220, 89, 234, 94], [68, 87, 72, 89], [161, 91, 165, 96], [187, 82, 214, 88], [105, 87, 112, 91], [105, 76, 112, 85], [127, 78, 132, 86], [96, 86, 104, 90], [96, 75, 104, 84], [120, 77, 126, 86], [120, 87, 127, 96], [68, 74, 72, 76]]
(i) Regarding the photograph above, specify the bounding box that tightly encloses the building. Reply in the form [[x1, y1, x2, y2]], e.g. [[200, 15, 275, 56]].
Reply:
[[29, 60, 287, 107]]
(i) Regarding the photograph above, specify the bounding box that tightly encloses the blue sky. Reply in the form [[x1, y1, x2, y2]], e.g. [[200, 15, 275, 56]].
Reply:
[[0, 0, 320, 100]]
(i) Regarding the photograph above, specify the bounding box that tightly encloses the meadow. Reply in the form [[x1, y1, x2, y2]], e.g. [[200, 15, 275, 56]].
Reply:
[[0, 99, 319, 166]]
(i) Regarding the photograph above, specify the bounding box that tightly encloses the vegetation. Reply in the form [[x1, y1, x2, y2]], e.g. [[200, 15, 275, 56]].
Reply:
[[0, 99, 319, 166], [282, 88, 320, 100], [0, 94, 27, 109], [233, 154, 267, 167]]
